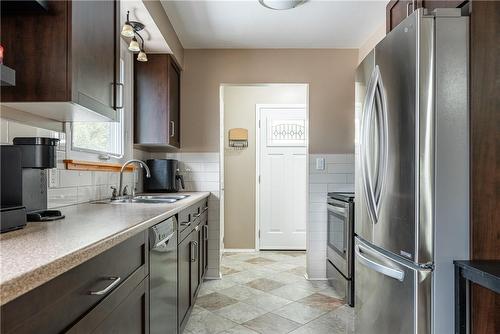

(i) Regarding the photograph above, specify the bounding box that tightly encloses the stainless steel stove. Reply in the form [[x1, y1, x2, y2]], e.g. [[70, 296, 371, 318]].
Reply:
[[327, 192, 355, 306]]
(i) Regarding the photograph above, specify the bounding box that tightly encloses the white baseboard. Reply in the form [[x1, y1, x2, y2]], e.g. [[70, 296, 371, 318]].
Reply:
[[305, 273, 328, 281], [223, 249, 256, 253]]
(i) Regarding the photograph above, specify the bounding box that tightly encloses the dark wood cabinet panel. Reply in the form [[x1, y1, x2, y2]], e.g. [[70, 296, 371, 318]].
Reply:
[[68, 273, 149, 334], [178, 231, 192, 331], [469, 2, 500, 334], [0, 0, 119, 120], [71, 0, 119, 114], [168, 58, 181, 147], [200, 210, 209, 280], [0, 1, 70, 102], [191, 227, 200, 301], [134, 55, 169, 145], [177, 200, 208, 332], [386, 0, 413, 33], [134, 54, 181, 149], [386, 0, 467, 32], [0, 231, 148, 334]]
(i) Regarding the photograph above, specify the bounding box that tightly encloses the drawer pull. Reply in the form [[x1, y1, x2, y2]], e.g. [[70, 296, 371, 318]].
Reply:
[[181, 221, 191, 227], [89, 276, 121, 295], [203, 206, 209, 211], [194, 213, 201, 218]]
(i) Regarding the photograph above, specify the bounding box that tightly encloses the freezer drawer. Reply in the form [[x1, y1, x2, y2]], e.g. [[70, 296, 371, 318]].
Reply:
[[354, 237, 431, 334]]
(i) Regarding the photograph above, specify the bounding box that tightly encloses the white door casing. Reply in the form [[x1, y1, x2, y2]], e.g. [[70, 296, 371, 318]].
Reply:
[[257, 105, 307, 250]]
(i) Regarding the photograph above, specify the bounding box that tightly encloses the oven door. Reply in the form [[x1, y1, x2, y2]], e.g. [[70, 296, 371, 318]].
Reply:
[[327, 199, 352, 279]]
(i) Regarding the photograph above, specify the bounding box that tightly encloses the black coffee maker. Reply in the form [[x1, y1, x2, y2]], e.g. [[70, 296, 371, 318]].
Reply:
[[0, 137, 64, 233], [0, 146, 26, 232], [144, 159, 185, 193]]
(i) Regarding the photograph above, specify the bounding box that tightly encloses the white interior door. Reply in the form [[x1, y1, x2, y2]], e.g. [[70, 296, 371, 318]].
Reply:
[[259, 105, 307, 250]]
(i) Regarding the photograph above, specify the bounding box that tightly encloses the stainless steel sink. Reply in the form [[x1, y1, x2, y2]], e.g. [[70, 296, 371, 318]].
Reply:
[[133, 195, 189, 201], [92, 194, 190, 205]]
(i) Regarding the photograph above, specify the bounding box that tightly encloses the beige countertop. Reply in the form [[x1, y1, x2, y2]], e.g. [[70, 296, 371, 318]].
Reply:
[[0, 192, 210, 306]]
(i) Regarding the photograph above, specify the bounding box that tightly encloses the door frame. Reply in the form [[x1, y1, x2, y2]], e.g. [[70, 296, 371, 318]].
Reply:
[[255, 103, 309, 251]]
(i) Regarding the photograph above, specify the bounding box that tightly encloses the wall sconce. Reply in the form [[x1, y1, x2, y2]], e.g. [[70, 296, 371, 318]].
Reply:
[[228, 128, 248, 150], [122, 11, 148, 62]]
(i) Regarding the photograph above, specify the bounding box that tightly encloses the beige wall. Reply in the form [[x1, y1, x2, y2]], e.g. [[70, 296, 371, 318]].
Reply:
[[181, 49, 358, 154], [358, 23, 386, 64], [223, 85, 307, 249]]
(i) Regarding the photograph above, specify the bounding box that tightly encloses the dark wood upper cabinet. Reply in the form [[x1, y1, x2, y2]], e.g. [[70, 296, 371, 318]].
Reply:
[[386, 0, 467, 32], [134, 54, 181, 149], [0, 0, 120, 121]]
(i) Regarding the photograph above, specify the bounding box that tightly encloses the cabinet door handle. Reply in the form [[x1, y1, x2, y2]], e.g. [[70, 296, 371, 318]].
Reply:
[[113, 83, 124, 109], [181, 221, 191, 227], [89, 276, 121, 295], [170, 121, 175, 137], [194, 213, 201, 218], [190, 241, 198, 262], [204, 225, 209, 241], [194, 241, 199, 261]]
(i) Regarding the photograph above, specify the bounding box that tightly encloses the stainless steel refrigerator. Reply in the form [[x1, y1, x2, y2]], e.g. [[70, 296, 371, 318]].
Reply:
[[354, 8, 469, 334]]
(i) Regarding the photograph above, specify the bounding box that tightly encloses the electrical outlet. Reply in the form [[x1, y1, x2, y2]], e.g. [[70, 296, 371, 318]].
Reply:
[[316, 157, 325, 170], [48, 169, 59, 188]]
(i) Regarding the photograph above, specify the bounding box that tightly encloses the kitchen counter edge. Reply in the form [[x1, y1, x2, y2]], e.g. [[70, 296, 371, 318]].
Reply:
[[0, 192, 211, 306]]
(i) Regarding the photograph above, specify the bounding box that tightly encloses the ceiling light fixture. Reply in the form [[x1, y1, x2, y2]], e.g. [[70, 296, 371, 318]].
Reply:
[[136, 34, 148, 62], [121, 11, 145, 37], [258, 0, 308, 10], [121, 22, 134, 38], [128, 36, 140, 52], [122, 11, 148, 61], [137, 50, 148, 62]]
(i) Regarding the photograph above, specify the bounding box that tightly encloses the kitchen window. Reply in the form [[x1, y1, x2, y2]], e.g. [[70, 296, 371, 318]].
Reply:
[[71, 111, 124, 157], [70, 59, 125, 158]]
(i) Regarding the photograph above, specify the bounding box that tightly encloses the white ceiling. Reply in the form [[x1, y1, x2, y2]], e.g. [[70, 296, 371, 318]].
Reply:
[[160, 0, 387, 49]]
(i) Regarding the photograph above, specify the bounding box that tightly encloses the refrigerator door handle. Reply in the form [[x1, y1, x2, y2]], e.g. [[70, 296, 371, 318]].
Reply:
[[355, 244, 405, 282], [361, 65, 389, 225], [373, 70, 389, 218], [361, 66, 380, 224]]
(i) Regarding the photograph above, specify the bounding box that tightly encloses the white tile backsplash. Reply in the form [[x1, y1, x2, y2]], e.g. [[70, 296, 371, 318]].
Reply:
[[0, 118, 138, 209], [307, 153, 355, 280]]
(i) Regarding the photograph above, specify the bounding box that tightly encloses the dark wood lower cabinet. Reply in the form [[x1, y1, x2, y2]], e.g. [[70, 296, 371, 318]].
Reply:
[[1, 199, 210, 334], [190, 228, 200, 302], [0, 232, 148, 334], [67, 270, 149, 334], [200, 211, 209, 279], [178, 202, 209, 333], [178, 233, 192, 331]]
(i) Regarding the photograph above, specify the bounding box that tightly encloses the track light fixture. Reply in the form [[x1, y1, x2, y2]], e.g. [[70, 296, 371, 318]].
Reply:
[[122, 11, 147, 61]]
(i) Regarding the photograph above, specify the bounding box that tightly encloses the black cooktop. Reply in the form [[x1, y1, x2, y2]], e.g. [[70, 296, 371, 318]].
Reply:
[[328, 192, 355, 202]]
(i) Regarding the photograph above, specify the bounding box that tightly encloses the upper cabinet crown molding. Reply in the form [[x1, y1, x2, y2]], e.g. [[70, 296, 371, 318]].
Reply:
[[134, 54, 181, 150], [0, 0, 121, 122]]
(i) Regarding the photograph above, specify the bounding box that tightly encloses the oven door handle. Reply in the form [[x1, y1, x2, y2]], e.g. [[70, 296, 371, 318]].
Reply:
[[327, 204, 347, 216]]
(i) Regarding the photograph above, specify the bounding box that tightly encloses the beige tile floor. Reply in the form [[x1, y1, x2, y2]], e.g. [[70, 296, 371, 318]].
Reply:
[[183, 251, 356, 334]]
